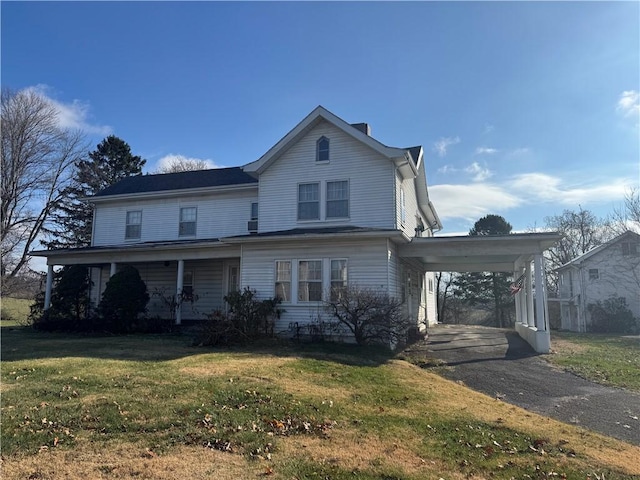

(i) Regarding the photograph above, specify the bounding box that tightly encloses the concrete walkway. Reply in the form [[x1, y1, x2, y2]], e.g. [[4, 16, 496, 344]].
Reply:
[[409, 324, 640, 445]]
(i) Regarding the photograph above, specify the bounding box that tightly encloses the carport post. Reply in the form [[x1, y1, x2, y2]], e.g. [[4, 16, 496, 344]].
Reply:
[[526, 262, 534, 328], [534, 254, 547, 331], [110, 262, 117, 277]]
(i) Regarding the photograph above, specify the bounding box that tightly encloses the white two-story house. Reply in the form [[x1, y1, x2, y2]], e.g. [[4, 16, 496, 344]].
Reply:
[[34, 106, 561, 351], [35, 107, 442, 337], [557, 230, 640, 332]]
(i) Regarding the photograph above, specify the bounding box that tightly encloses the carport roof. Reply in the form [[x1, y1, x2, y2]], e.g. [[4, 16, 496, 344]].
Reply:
[[398, 232, 562, 272]]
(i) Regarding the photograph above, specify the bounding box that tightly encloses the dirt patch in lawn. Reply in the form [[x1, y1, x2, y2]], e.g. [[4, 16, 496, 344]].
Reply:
[[1, 444, 258, 480]]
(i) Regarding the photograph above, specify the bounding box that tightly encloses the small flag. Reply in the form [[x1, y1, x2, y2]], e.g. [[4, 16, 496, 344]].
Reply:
[[510, 272, 526, 295]]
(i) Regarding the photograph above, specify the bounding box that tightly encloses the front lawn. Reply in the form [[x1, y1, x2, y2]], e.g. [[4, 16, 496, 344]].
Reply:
[[2, 326, 639, 479], [549, 331, 640, 391]]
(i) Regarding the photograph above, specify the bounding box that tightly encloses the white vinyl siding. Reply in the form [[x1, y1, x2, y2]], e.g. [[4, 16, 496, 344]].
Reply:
[[240, 238, 391, 334], [91, 188, 257, 245], [395, 173, 423, 237], [257, 120, 395, 232]]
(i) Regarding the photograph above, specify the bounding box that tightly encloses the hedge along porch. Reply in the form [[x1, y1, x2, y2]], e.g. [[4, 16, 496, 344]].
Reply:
[[398, 232, 562, 353]]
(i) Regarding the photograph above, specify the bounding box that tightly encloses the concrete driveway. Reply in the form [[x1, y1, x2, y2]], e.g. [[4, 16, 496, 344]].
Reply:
[[409, 324, 640, 445]]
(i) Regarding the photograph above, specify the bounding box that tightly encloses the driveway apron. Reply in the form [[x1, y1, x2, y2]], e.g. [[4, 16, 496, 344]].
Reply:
[[417, 324, 640, 445]]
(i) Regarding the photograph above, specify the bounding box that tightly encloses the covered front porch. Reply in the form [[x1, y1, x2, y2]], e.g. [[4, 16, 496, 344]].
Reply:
[[398, 232, 562, 353], [32, 239, 241, 325]]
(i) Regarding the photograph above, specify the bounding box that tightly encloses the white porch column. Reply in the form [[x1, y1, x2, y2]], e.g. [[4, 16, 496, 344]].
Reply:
[[110, 262, 117, 277], [526, 261, 535, 328], [44, 265, 54, 311], [534, 254, 548, 331], [175, 260, 184, 325], [514, 269, 523, 325]]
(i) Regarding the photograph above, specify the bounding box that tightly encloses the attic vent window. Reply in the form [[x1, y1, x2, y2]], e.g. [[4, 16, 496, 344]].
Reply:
[[622, 242, 638, 256], [316, 136, 330, 162]]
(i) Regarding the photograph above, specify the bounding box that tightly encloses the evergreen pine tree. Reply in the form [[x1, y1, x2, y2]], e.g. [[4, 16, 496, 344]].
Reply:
[[45, 136, 145, 248]]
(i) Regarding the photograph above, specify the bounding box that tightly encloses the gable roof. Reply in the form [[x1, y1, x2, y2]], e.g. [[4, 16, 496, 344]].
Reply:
[[92, 167, 257, 199], [243, 105, 415, 176], [557, 230, 640, 269]]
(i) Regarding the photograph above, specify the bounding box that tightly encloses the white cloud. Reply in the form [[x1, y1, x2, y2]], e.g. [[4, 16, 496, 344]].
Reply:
[[429, 183, 522, 221], [437, 164, 459, 174], [511, 173, 630, 205], [156, 154, 221, 172], [432, 136, 460, 157], [474, 147, 498, 155], [506, 147, 531, 157], [483, 124, 495, 135], [25, 85, 112, 135], [617, 90, 640, 117], [465, 162, 493, 182]]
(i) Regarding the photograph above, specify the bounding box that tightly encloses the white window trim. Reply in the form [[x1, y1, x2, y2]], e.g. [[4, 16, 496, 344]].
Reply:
[[326, 180, 350, 219], [275, 260, 292, 304], [298, 259, 324, 303], [400, 187, 406, 225], [125, 210, 142, 241], [275, 258, 349, 305], [179, 206, 197, 237], [316, 136, 330, 163], [297, 182, 320, 221]]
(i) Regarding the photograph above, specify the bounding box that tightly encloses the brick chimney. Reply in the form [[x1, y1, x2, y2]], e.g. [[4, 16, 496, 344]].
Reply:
[[351, 122, 371, 136]]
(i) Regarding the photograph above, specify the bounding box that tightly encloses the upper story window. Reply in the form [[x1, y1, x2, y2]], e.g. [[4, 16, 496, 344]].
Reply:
[[250, 202, 259, 221], [179, 207, 197, 236], [589, 269, 599, 280], [400, 188, 406, 224], [622, 241, 639, 256], [326, 181, 349, 218], [125, 210, 142, 240], [316, 136, 330, 162], [298, 183, 320, 220]]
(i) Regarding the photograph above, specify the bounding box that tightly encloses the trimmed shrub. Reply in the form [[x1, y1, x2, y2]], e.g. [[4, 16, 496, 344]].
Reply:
[[97, 266, 149, 333], [194, 287, 282, 346], [588, 296, 638, 334], [31, 265, 93, 331]]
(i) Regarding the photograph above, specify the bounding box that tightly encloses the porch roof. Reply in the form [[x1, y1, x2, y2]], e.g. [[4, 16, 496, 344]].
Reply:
[[398, 232, 562, 272], [30, 238, 239, 265]]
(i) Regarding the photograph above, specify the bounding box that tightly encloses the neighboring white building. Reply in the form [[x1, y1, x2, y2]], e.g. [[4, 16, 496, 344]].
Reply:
[[32, 106, 561, 351], [557, 231, 640, 332]]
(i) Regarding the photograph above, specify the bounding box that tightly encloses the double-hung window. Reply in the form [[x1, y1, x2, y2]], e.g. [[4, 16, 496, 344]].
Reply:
[[326, 181, 349, 218], [400, 188, 406, 224], [330, 259, 347, 301], [298, 183, 319, 220], [179, 207, 197, 236], [275, 261, 291, 302], [622, 242, 639, 256], [125, 210, 142, 240], [589, 269, 599, 280], [298, 260, 322, 302]]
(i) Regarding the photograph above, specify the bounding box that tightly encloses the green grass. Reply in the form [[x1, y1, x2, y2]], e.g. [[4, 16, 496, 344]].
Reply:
[[1, 297, 33, 326], [549, 331, 640, 391], [2, 326, 638, 479]]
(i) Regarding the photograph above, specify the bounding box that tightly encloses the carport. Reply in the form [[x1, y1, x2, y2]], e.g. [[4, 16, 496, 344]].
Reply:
[[398, 232, 562, 353]]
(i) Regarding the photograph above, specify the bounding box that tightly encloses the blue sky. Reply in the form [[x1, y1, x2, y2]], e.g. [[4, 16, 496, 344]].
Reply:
[[2, 1, 639, 236]]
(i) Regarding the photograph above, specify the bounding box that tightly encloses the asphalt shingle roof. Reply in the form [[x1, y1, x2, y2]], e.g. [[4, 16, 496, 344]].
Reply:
[[94, 167, 257, 197]]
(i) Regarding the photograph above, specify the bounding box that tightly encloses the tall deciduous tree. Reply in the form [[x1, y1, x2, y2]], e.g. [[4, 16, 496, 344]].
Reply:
[[610, 188, 640, 236], [1, 88, 87, 278], [543, 207, 609, 272], [154, 156, 210, 174], [454, 214, 514, 328], [45, 135, 145, 248]]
